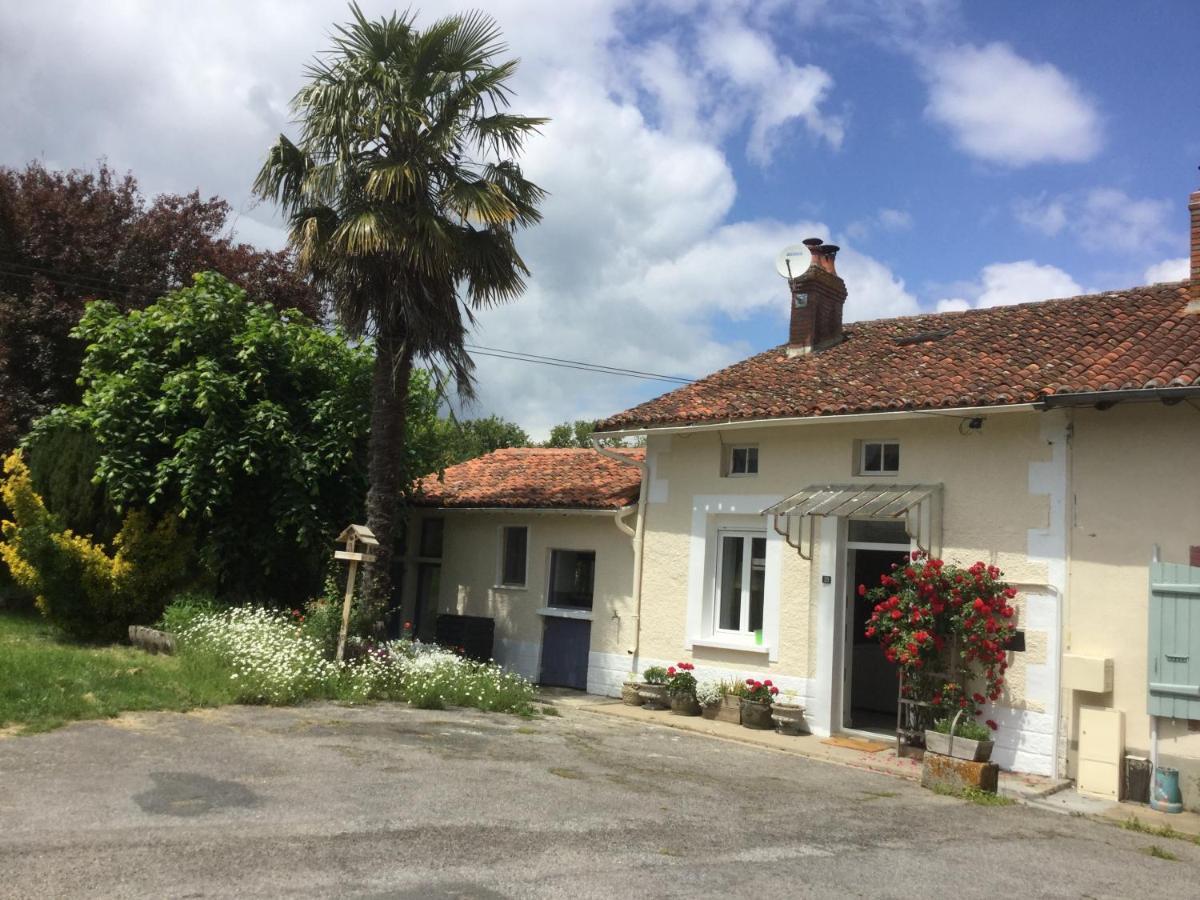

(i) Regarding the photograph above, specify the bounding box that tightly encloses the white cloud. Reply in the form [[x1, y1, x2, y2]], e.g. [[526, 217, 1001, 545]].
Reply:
[[846, 207, 914, 240], [936, 260, 1083, 311], [877, 208, 914, 231], [1144, 257, 1189, 283], [1014, 188, 1177, 254], [923, 42, 1102, 166]]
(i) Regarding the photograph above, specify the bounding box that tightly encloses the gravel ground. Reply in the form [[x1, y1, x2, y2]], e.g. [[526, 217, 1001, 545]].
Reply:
[[0, 701, 1196, 898]]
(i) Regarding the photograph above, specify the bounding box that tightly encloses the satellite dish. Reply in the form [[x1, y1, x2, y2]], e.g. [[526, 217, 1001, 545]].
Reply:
[[775, 244, 809, 279]]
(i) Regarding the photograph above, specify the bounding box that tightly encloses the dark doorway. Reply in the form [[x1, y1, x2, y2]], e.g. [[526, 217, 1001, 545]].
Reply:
[[540, 617, 591, 690], [412, 563, 440, 643], [845, 530, 909, 732]]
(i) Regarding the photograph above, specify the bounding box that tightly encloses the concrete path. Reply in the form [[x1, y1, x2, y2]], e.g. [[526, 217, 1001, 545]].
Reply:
[[0, 702, 1197, 898]]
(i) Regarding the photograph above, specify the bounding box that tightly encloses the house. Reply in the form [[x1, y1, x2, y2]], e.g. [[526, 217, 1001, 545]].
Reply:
[[400, 448, 642, 696], [585, 189, 1200, 792]]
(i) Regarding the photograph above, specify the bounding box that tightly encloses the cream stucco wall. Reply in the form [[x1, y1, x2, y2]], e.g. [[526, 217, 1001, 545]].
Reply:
[[1068, 403, 1200, 794], [400, 509, 636, 694], [635, 409, 1065, 773]]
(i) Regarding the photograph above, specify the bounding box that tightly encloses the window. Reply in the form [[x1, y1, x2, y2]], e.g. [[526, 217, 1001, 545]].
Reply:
[[499, 526, 527, 587], [716, 532, 766, 636], [548, 549, 595, 609], [419, 517, 444, 558], [726, 445, 759, 477], [858, 440, 899, 475]]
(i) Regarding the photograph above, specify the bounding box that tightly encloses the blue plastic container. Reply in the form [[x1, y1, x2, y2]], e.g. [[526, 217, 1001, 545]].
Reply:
[[1150, 766, 1183, 814]]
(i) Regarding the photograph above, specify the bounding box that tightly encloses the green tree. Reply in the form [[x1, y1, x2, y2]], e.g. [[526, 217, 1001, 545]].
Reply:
[[32, 272, 373, 603], [443, 415, 531, 464], [255, 4, 546, 611], [543, 419, 595, 448]]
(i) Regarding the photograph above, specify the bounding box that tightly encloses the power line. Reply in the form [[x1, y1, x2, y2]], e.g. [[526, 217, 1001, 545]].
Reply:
[[0, 261, 697, 386]]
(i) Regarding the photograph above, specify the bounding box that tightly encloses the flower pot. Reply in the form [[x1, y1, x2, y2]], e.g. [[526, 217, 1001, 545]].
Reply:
[[621, 681, 645, 706], [771, 702, 806, 735], [924, 729, 994, 762], [638, 683, 670, 710], [716, 694, 742, 724], [700, 702, 721, 720], [740, 698, 773, 730], [669, 694, 702, 716]]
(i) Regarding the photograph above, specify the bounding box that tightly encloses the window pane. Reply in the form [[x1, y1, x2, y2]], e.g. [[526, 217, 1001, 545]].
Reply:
[[420, 518, 444, 558], [748, 537, 766, 633], [745, 447, 758, 474], [549, 550, 595, 609], [848, 519, 909, 544], [862, 442, 882, 473], [718, 535, 743, 630], [502, 527, 527, 585], [883, 442, 900, 472], [731, 447, 747, 474]]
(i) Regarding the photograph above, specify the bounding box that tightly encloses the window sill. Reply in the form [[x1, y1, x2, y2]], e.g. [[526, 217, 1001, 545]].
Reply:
[[689, 637, 770, 655], [536, 606, 593, 621], [493, 584, 528, 592]]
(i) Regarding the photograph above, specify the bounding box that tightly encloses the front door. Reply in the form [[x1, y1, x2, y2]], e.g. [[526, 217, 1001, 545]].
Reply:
[[843, 520, 911, 733], [540, 617, 591, 690]]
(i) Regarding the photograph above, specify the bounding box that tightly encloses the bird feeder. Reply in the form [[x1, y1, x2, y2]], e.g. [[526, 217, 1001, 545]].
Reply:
[[333, 523, 379, 662]]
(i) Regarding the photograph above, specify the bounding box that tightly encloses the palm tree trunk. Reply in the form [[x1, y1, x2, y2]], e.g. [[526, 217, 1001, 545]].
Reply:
[[364, 319, 413, 624]]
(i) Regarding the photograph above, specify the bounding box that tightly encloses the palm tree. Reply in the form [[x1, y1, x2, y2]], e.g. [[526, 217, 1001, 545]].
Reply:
[[255, 4, 546, 613]]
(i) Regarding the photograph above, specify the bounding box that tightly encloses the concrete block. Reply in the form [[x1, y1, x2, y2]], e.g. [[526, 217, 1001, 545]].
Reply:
[[921, 752, 999, 794]]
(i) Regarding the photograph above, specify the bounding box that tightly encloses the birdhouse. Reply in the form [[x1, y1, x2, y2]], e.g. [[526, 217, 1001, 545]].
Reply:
[[334, 524, 378, 563], [332, 523, 379, 661]]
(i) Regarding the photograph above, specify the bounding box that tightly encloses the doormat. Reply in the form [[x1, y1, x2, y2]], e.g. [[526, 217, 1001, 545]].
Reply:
[[821, 736, 891, 753]]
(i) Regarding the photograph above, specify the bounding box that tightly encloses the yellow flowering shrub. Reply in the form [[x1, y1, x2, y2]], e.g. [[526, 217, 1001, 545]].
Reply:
[[0, 451, 193, 640]]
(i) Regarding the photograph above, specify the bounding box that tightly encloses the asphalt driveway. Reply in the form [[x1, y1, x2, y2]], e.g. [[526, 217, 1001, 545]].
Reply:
[[0, 701, 1195, 898]]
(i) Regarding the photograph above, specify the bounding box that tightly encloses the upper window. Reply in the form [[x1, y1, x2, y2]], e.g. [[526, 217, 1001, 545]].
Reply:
[[726, 445, 759, 477], [715, 531, 766, 636], [499, 525, 528, 587], [858, 440, 900, 475], [419, 517, 444, 558], [548, 549, 595, 609]]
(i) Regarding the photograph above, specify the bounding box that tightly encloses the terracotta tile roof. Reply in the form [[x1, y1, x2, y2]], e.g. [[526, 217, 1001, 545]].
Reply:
[[415, 448, 644, 510], [599, 280, 1200, 431]]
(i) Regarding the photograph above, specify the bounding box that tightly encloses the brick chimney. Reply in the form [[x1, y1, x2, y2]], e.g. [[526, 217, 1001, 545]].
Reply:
[[787, 238, 847, 356], [1190, 189, 1200, 282]]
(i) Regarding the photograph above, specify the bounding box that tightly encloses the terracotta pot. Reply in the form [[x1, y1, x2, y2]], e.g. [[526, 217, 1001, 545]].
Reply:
[[740, 698, 773, 730], [621, 681, 645, 706], [638, 683, 670, 710], [716, 694, 742, 724], [924, 729, 994, 762], [670, 694, 702, 716], [771, 702, 807, 735]]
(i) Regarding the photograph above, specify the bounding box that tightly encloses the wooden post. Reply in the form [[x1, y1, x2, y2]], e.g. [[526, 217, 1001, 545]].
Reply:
[[336, 533, 357, 663]]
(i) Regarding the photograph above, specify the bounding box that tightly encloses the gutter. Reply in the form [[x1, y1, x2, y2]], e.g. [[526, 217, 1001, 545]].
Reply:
[[417, 506, 632, 516], [590, 438, 648, 670], [1034, 386, 1200, 410], [595, 402, 1038, 440]]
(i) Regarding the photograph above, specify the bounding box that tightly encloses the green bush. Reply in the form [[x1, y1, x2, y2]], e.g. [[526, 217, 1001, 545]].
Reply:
[[0, 451, 194, 640], [25, 423, 121, 544]]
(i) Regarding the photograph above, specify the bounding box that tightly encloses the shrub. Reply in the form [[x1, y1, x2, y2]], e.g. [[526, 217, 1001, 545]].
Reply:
[[933, 715, 992, 742], [0, 452, 194, 640], [642, 665, 668, 685], [158, 592, 224, 635]]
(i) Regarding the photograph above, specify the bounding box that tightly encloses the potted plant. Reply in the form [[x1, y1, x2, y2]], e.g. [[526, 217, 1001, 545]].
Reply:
[[637, 666, 670, 709], [770, 688, 806, 735], [715, 680, 742, 724], [621, 675, 645, 706], [925, 711, 996, 762], [739, 678, 778, 729], [696, 677, 724, 719], [665, 662, 701, 715]]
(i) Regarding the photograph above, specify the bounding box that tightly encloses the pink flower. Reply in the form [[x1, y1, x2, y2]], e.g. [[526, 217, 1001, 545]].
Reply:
[[986, 719, 998, 731]]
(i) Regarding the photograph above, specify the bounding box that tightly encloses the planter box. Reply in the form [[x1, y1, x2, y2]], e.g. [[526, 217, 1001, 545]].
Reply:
[[771, 703, 806, 736], [670, 694, 701, 716], [924, 730, 994, 762], [621, 681, 645, 706], [638, 684, 670, 710], [715, 694, 742, 724], [740, 699, 773, 730]]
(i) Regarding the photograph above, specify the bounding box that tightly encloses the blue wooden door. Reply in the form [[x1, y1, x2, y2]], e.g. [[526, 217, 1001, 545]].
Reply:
[[540, 618, 591, 690]]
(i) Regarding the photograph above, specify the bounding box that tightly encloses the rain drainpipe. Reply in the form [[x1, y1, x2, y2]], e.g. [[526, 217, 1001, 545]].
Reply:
[[591, 437, 648, 675]]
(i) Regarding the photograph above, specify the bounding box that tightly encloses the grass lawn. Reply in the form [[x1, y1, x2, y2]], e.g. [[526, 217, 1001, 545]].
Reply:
[[0, 611, 237, 734]]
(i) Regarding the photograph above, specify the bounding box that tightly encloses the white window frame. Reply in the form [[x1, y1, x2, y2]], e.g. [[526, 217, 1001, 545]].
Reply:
[[857, 440, 900, 476], [496, 525, 529, 589], [724, 444, 759, 477], [712, 528, 767, 638]]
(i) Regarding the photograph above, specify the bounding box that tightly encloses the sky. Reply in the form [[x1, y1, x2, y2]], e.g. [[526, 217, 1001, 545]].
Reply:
[[2, 0, 1198, 438]]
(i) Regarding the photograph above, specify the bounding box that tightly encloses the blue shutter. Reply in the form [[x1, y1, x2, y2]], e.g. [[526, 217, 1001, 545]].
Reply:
[[1148, 561, 1200, 719]]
